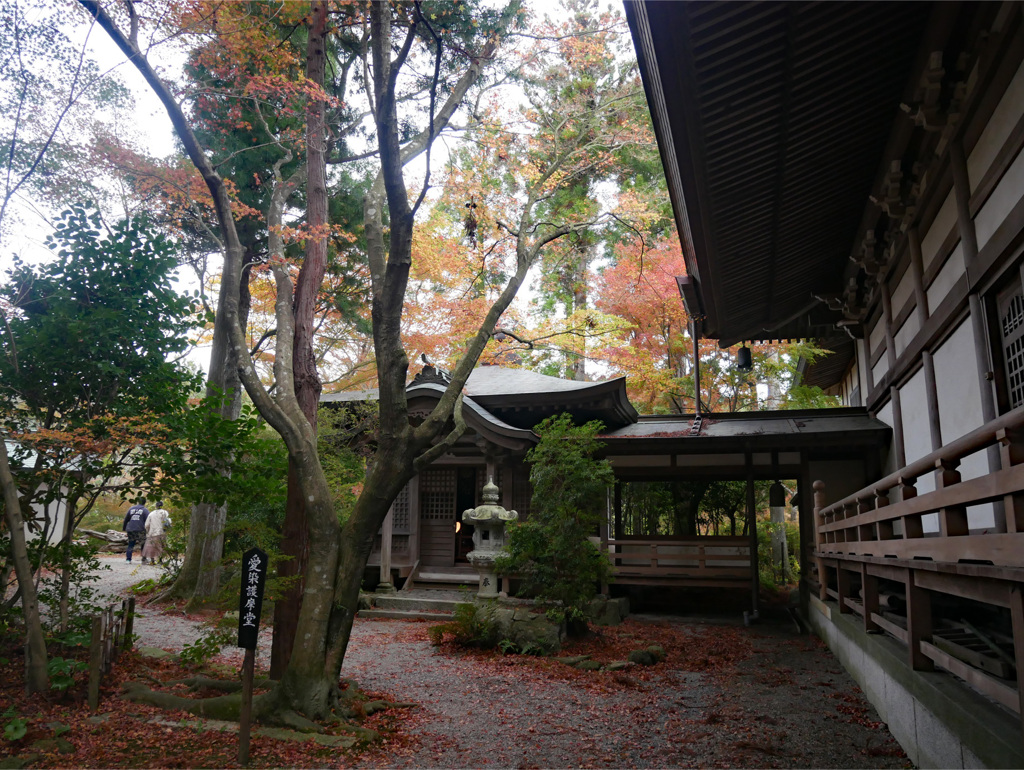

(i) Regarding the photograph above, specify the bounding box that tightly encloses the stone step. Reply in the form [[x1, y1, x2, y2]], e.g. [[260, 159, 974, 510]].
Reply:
[[374, 595, 467, 612], [358, 608, 454, 621], [411, 570, 479, 592]]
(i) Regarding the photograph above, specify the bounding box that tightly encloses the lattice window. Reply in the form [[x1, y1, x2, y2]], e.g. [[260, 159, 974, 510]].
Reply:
[[421, 468, 456, 520], [1001, 291, 1024, 410], [391, 484, 410, 532], [393, 534, 409, 553], [511, 465, 532, 520]]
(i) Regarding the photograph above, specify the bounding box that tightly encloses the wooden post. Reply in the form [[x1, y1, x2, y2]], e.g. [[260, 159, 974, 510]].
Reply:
[[746, 455, 759, 616], [102, 610, 113, 674], [936, 459, 969, 536], [88, 616, 103, 712], [378, 508, 394, 592], [876, 489, 893, 540], [906, 571, 934, 671], [899, 477, 922, 538], [123, 597, 135, 652], [238, 647, 255, 766], [862, 565, 880, 632], [813, 480, 828, 601], [998, 428, 1024, 533], [1008, 584, 1024, 737], [837, 567, 852, 614]]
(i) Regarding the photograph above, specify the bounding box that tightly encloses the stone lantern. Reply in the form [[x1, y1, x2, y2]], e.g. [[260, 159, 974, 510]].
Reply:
[[461, 477, 518, 598]]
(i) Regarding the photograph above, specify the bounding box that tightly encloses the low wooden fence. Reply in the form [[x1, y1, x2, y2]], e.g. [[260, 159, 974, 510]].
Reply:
[[812, 404, 1024, 731], [87, 597, 135, 711], [603, 536, 752, 589]]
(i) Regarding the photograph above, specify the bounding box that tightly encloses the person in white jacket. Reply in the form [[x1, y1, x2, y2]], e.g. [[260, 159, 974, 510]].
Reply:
[[142, 505, 172, 565]]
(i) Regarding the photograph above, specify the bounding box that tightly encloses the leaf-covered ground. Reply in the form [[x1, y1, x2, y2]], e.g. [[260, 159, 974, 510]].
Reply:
[[1, 562, 910, 769]]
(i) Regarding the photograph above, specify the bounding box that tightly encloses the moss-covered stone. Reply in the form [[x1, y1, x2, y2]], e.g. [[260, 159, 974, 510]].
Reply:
[[646, 644, 666, 662], [576, 660, 603, 671], [628, 649, 656, 666]]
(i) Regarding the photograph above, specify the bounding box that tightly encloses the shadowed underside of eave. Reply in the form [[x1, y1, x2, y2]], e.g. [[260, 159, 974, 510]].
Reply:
[[627, 1, 935, 346]]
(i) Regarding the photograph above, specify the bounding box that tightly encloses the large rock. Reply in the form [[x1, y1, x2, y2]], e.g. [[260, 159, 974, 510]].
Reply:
[[586, 595, 630, 626], [509, 615, 563, 654]]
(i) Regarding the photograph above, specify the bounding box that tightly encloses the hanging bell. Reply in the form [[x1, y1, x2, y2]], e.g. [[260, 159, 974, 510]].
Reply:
[[736, 344, 753, 372]]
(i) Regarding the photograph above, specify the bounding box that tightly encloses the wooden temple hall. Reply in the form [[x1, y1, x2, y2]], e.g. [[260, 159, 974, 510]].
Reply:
[[624, 0, 1024, 766], [324, 366, 889, 605]]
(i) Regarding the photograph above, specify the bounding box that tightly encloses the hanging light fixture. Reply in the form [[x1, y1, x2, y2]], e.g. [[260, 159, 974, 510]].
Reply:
[[736, 343, 753, 372]]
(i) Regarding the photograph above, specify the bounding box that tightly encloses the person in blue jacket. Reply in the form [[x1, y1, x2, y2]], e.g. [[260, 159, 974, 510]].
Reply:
[[122, 502, 149, 563]]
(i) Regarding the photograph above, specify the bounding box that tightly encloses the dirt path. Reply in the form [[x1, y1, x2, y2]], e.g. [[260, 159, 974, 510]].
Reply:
[[96, 556, 908, 769]]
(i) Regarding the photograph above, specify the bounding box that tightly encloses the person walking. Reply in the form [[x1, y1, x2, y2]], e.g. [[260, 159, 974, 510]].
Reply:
[[142, 504, 172, 565], [122, 502, 149, 563]]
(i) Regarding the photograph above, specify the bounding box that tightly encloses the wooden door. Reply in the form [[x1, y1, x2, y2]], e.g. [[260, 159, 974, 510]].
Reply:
[[419, 468, 457, 567]]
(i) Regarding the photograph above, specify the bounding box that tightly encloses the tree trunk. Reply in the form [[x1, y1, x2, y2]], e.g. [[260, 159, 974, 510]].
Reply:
[[271, 0, 328, 680], [0, 439, 49, 693]]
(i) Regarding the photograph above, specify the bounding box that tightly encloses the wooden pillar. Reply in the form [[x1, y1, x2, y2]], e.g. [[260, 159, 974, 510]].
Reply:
[[906, 570, 935, 671], [881, 273, 907, 467], [876, 488, 893, 540], [908, 228, 930, 322], [378, 508, 394, 592], [813, 480, 828, 602], [746, 453, 759, 616], [922, 351, 944, 451], [1009, 584, 1024, 735]]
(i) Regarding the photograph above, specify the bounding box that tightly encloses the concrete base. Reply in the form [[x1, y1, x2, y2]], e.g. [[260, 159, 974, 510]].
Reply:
[[805, 595, 1024, 769]]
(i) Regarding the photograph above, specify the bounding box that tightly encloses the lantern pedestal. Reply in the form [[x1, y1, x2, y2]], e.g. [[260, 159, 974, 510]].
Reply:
[[461, 478, 518, 599]]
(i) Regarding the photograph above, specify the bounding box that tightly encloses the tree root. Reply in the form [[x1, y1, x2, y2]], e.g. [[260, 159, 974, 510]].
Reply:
[[167, 676, 272, 693], [119, 676, 402, 744]]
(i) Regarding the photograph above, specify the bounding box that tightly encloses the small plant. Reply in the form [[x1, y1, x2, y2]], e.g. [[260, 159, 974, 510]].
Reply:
[[179, 626, 234, 667], [46, 657, 87, 692], [129, 578, 158, 595], [428, 603, 498, 648], [2, 708, 27, 742]]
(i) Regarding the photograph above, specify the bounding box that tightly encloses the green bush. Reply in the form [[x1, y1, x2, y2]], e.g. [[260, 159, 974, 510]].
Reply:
[[495, 415, 614, 622], [427, 603, 498, 648]]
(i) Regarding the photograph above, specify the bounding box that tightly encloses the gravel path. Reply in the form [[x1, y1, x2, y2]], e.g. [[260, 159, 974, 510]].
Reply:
[[93, 555, 908, 768]]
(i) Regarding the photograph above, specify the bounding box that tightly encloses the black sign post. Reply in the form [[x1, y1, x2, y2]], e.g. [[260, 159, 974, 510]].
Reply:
[[237, 547, 267, 766]]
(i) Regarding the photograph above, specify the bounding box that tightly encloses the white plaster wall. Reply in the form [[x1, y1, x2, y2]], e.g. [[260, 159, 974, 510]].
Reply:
[[934, 318, 985, 443], [869, 314, 886, 361], [890, 269, 915, 320], [968, 57, 1024, 191], [933, 318, 995, 529], [920, 189, 958, 272], [872, 356, 889, 385], [926, 243, 964, 311], [975, 145, 1024, 252], [877, 401, 899, 477], [897, 368, 936, 495], [894, 313, 921, 358]]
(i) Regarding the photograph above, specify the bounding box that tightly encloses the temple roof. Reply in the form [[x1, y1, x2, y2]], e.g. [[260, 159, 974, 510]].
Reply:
[[624, 1, 944, 347]]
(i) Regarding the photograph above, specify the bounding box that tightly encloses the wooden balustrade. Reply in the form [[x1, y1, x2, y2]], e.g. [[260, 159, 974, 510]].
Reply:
[[812, 405, 1024, 729], [604, 536, 752, 589]]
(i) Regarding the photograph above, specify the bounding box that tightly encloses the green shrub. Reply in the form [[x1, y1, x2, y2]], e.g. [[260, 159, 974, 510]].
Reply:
[[495, 415, 614, 623], [427, 603, 498, 648]]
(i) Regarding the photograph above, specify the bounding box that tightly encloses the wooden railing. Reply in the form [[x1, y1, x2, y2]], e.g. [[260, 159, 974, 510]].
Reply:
[[604, 536, 752, 588], [812, 404, 1024, 727], [87, 597, 135, 711]]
